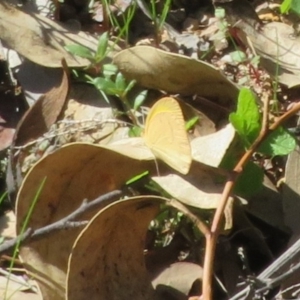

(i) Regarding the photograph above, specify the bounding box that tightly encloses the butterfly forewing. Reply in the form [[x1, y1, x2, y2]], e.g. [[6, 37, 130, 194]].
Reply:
[[144, 97, 192, 174]]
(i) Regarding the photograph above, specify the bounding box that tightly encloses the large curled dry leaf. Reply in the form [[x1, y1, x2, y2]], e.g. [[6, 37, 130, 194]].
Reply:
[[0, 1, 117, 67], [67, 196, 165, 300], [113, 46, 239, 104], [16, 143, 157, 300]]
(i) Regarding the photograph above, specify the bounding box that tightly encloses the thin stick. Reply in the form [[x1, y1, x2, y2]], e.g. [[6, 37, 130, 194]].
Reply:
[[0, 190, 123, 254]]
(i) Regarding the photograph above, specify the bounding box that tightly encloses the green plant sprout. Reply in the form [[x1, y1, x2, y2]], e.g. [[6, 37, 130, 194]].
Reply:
[[230, 88, 296, 156], [65, 31, 110, 65], [66, 31, 148, 126], [149, 0, 172, 32], [103, 0, 137, 44], [225, 88, 296, 196], [4, 177, 47, 300]]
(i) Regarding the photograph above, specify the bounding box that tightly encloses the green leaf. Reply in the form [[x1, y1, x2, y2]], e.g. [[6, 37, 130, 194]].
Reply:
[[280, 0, 292, 13], [129, 126, 143, 137], [95, 32, 109, 62], [124, 79, 136, 96], [259, 126, 296, 156], [92, 77, 117, 95], [250, 55, 260, 68], [65, 44, 94, 60], [229, 88, 261, 147], [215, 7, 226, 18], [230, 50, 247, 63], [133, 90, 148, 110], [102, 64, 118, 78], [115, 72, 127, 92], [185, 116, 199, 131], [291, 0, 300, 16], [126, 171, 149, 185], [234, 162, 264, 197]]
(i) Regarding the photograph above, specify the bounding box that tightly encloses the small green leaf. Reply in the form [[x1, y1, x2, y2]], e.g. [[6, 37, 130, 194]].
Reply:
[[250, 55, 260, 68], [92, 77, 116, 95], [124, 79, 136, 96], [229, 88, 261, 147], [115, 72, 126, 92], [185, 116, 199, 131], [259, 127, 296, 156], [291, 0, 300, 16], [234, 162, 264, 197], [230, 50, 247, 63], [103, 64, 118, 78], [126, 171, 149, 185], [65, 44, 94, 60], [280, 0, 292, 13], [129, 126, 143, 137], [133, 90, 148, 110], [215, 7, 226, 18], [95, 32, 109, 62]]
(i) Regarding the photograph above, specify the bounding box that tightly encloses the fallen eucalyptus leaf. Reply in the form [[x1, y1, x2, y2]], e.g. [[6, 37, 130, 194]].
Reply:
[[192, 124, 235, 167], [237, 22, 300, 87], [67, 196, 166, 300], [113, 46, 239, 104], [0, 1, 119, 67], [152, 174, 228, 210]]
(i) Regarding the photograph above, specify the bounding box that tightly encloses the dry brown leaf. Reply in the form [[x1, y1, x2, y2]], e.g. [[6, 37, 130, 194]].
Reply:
[[14, 60, 69, 146], [0, 210, 16, 239], [152, 174, 235, 230], [152, 174, 226, 210], [109, 137, 155, 160], [113, 46, 239, 104], [67, 196, 166, 300], [151, 262, 203, 298], [191, 124, 235, 167], [282, 141, 300, 235], [0, 1, 118, 68], [16, 143, 157, 300], [238, 22, 300, 87], [180, 101, 216, 138], [0, 275, 42, 300]]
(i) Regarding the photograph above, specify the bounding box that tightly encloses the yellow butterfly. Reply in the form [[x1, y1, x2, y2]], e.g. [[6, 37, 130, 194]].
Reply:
[[143, 97, 192, 174]]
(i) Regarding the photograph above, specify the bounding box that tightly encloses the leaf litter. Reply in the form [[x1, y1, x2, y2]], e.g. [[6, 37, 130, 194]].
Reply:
[[0, 0, 299, 299]]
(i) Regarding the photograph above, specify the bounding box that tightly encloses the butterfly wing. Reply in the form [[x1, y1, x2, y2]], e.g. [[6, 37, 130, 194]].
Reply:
[[144, 97, 192, 174]]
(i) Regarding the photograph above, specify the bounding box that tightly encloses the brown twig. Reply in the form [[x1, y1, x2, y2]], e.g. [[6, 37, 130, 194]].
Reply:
[[0, 190, 123, 255], [201, 101, 300, 300]]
